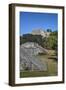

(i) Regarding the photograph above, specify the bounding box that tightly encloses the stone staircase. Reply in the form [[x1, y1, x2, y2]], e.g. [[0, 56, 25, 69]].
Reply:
[[20, 47, 47, 71]]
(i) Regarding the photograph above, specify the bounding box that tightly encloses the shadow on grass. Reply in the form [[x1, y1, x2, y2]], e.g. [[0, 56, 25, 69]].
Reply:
[[48, 56, 58, 61]]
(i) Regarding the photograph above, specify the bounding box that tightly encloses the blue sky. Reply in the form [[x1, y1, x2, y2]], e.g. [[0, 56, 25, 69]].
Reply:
[[20, 12, 58, 35]]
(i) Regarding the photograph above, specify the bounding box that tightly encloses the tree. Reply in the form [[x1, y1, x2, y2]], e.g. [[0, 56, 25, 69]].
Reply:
[[42, 31, 58, 50], [47, 29, 52, 32], [20, 34, 43, 46]]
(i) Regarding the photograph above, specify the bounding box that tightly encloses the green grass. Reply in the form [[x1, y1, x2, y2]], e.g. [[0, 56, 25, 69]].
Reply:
[[20, 50, 58, 78], [20, 71, 48, 77]]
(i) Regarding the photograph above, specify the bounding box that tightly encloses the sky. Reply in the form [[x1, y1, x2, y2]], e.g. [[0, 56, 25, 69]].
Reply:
[[20, 12, 58, 35]]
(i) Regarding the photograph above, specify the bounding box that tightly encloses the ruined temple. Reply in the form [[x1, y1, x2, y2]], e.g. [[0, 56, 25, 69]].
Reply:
[[20, 42, 48, 71], [32, 29, 50, 37]]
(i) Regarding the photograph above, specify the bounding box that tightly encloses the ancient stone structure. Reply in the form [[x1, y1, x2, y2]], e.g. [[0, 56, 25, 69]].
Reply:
[[20, 42, 48, 71], [32, 29, 50, 37]]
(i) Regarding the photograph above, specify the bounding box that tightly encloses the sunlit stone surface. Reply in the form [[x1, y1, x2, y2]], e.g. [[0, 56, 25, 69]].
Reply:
[[20, 42, 48, 71]]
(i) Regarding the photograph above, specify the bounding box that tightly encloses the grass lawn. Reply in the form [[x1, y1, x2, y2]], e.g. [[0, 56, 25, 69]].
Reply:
[[20, 50, 58, 78], [20, 71, 48, 77]]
